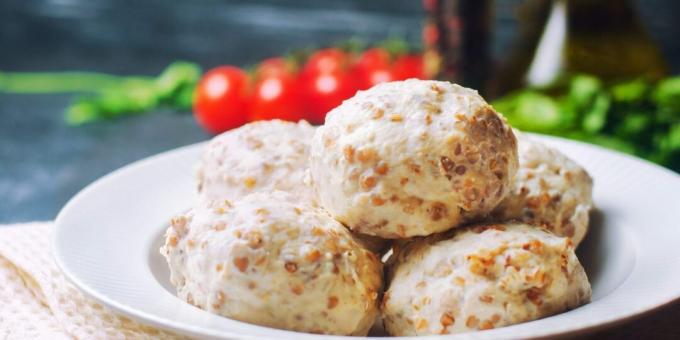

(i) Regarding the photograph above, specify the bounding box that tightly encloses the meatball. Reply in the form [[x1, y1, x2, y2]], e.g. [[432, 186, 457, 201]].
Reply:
[[310, 79, 518, 238], [491, 132, 593, 246], [382, 223, 591, 336], [196, 119, 317, 204], [160, 191, 383, 335], [195, 119, 391, 254]]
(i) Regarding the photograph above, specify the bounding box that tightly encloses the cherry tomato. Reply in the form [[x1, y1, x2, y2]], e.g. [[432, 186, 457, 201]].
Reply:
[[301, 70, 357, 124], [302, 48, 348, 74], [352, 48, 394, 90], [255, 57, 289, 78], [250, 63, 305, 122], [391, 54, 425, 81], [193, 66, 250, 134], [301, 49, 358, 124]]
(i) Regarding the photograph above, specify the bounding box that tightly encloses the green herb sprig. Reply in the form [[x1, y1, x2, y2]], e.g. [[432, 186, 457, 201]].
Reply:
[[0, 61, 201, 125], [492, 74, 680, 171]]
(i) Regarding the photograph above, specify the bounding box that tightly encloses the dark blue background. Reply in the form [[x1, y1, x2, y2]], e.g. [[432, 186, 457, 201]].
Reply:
[[1, 0, 679, 223]]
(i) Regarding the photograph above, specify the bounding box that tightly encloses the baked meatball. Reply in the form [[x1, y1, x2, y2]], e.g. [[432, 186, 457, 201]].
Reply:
[[382, 222, 591, 336], [491, 132, 593, 246], [195, 119, 391, 254], [196, 119, 317, 204], [160, 191, 383, 335], [310, 79, 518, 238]]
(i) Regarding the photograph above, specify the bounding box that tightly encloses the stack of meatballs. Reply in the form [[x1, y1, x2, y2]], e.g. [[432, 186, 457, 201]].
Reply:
[[161, 79, 593, 336]]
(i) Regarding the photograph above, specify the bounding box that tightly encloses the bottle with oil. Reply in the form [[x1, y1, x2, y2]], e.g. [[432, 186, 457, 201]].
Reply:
[[422, 0, 492, 93], [426, 0, 668, 96], [508, 0, 667, 90]]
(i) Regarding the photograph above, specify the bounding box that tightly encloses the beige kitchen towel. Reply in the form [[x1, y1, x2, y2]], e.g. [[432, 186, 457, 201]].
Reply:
[[0, 222, 183, 339]]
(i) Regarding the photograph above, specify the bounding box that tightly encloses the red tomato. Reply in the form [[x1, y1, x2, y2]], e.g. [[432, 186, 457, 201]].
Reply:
[[302, 48, 348, 75], [352, 48, 394, 90], [301, 49, 358, 124], [391, 54, 425, 81], [302, 70, 357, 124], [255, 57, 289, 78], [249, 66, 305, 122], [193, 66, 250, 134]]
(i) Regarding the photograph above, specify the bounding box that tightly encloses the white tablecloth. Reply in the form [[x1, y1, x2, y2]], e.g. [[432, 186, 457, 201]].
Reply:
[[0, 222, 182, 339]]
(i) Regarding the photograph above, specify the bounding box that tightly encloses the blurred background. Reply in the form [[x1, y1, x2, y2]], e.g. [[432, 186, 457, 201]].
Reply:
[[1, 0, 679, 223]]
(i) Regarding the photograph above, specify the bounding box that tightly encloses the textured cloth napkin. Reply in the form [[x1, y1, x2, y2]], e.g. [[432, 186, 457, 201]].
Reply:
[[0, 222, 183, 339]]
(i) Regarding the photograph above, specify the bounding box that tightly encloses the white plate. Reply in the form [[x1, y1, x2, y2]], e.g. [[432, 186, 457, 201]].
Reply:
[[54, 134, 680, 339]]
